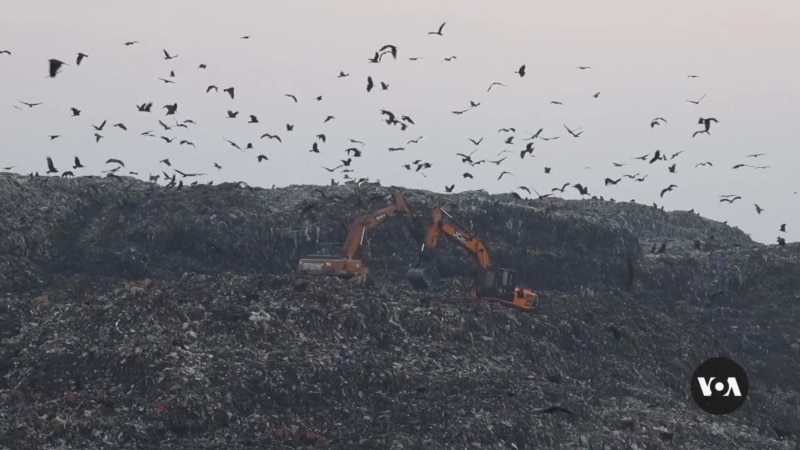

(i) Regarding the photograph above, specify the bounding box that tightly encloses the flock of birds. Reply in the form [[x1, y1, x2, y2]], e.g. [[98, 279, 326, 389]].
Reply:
[[0, 21, 790, 246]]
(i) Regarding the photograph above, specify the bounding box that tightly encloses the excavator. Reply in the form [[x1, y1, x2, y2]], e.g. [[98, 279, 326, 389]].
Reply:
[[405, 206, 538, 311], [296, 192, 411, 278]]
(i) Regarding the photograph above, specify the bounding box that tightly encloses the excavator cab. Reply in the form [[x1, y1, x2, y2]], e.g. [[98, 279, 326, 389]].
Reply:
[[473, 268, 537, 310]]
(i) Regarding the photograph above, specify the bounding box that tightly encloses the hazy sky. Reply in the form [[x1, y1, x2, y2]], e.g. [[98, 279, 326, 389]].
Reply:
[[2, 0, 799, 244]]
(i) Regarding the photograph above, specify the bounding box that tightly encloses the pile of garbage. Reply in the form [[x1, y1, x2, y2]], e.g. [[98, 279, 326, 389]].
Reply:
[[1, 173, 798, 449]]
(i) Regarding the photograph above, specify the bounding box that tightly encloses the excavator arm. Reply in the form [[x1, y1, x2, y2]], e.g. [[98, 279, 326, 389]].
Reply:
[[341, 192, 410, 260], [296, 192, 410, 277], [406, 207, 537, 311]]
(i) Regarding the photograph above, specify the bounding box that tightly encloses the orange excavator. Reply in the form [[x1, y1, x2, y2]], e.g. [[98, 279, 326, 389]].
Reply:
[[296, 192, 411, 278], [405, 206, 538, 311]]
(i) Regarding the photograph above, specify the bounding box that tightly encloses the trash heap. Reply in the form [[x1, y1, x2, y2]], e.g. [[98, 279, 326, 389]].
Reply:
[[0, 173, 798, 449]]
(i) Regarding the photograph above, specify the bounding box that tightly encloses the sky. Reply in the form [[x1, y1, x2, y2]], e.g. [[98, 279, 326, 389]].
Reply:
[[1, 0, 799, 244]]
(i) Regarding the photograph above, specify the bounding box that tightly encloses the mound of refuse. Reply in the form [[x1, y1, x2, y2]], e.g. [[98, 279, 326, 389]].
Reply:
[[0, 173, 798, 449]]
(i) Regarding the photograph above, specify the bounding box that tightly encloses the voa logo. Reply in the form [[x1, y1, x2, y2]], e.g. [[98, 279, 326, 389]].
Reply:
[[696, 376, 742, 397], [690, 356, 749, 415]]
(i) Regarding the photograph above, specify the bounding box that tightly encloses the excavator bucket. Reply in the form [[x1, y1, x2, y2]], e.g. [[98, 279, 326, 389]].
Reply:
[[406, 265, 434, 290]]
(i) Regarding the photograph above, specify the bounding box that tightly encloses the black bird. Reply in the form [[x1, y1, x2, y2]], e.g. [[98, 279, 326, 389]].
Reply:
[[0, 50, 11, 55], [92, 120, 107, 131], [345, 147, 362, 157], [780, 223, 786, 232], [198, 63, 207, 69], [257, 155, 268, 162], [388, 147, 405, 152], [337, 71, 349, 78], [463, 172, 473, 179], [70, 107, 81, 116], [445, 184, 455, 192], [523, 129, 543, 140], [648, 150, 662, 164], [48, 59, 66, 78], [124, 41, 139, 46], [407, 136, 422, 144], [428, 22, 446, 35], [669, 151, 683, 160], [223, 87, 235, 99], [324, 115, 335, 123], [668, 164, 676, 173], [224, 138, 242, 151], [72, 157, 83, 169], [517, 186, 531, 195], [504, 136, 515, 144], [686, 94, 707, 105], [563, 124, 583, 137], [106, 158, 125, 167], [157, 77, 175, 84], [695, 161, 713, 167], [226, 110, 239, 118], [573, 184, 589, 195], [349, 138, 365, 146], [577, 66, 591, 70], [552, 183, 570, 193], [693, 117, 718, 137], [19, 101, 42, 108], [207, 85, 218, 93], [248, 115, 259, 123], [515, 65, 526, 77], [366, 76, 374, 92], [46, 157, 58, 174], [719, 196, 741, 203], [532, 406, 574, 415], [777, 237, 786, 246], [309, 142, 320, 153], [286, 123, 294, 131], [755, 204, 764, 214], [487, 82, 506, 91], [162, 49, 178, 60], [260, 133, 282, 142], [650, 117, 667, 128], [401, 115, 414, 124], [379, 44, 397, 60], [48, 135, 60, 140], [468, 137, 483, 146], [660, 184, 677, 197], [160, 136, 175, 143], [164, 103, 178, 115], [61, 171, 74, 178], [605, 177, 621, 186], [136, 102, 152, 112], [179, 140, 195, 148], [380, 81, 389, 90], [520, 142, 534, 159], [497, 171, 514, 180], [550, 101, 563, 105]]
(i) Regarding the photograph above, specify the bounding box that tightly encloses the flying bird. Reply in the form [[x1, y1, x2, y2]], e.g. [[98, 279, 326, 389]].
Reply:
[[468, 137, 483, 146], [755, 204, 764, 214], [106, 158, 125, 167], [650, 117, 667, 128], [660, 184, 677, 198], [366, 76, 374, 92], [498, 171, 514, 180], [70, 107, 81, 116], [719, 196, 741, 203], [223, 87, 235, 99], [164, 103, 178, 115], [46, 157, 58, 174], [487, 82, 506, 92], [113, 123, 127, 130], [124, 41, 139, 46], [563, 124, 583, 138], [686, 94, 707, 105], [379, 44, 397, 60], [92, 120, 107, 131], [224, 138, 242, 151], [48, 59, 65, 78], [337, 71, 349, 78], [72, 157, 84, 169], [260, 133, 282, 142], [248, 115, 259, 123], [257, 155, 268, 162], [19, 101, 42, 108], [515, 65, 526, 77], [428, 22, 446, 35], [162, 49, 178, 60]]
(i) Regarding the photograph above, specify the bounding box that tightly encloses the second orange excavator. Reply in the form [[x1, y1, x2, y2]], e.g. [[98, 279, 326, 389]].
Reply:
[[405, 206, 538, 311], [296, 192, 411, 278]]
